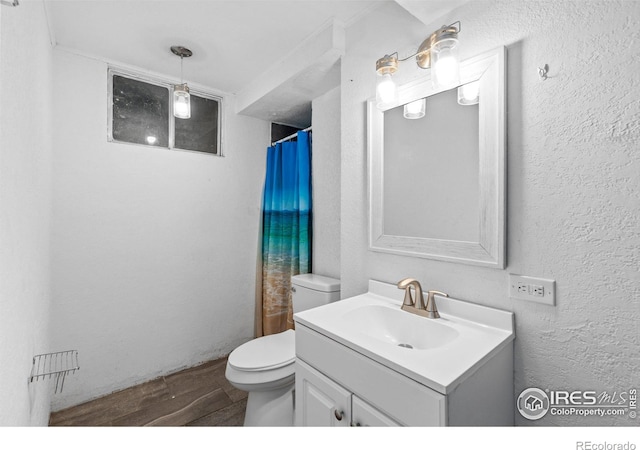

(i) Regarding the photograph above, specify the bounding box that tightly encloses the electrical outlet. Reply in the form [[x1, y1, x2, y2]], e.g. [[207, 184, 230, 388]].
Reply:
[[509, 274, 555, 305], [530, 285, 545, 297]]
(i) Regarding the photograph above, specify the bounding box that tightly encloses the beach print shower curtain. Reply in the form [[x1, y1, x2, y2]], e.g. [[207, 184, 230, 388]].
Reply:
[[261, 131, 312, 335]]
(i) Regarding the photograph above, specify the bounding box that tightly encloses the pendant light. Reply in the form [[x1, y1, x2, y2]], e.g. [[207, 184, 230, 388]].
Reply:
[[171, 46, 193, 119]]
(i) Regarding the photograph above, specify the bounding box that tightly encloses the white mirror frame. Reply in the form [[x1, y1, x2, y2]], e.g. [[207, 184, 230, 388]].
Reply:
[[368, 46, 506, 268]]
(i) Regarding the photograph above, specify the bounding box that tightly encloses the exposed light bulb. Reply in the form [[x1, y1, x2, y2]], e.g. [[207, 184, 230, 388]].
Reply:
[[403, 98, 426, 119], [376, 73, 398, 108], [146, 135, 157, 145]]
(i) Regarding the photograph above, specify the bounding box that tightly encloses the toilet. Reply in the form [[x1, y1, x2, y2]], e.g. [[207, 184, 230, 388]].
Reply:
[[225, 273, 340, 426]]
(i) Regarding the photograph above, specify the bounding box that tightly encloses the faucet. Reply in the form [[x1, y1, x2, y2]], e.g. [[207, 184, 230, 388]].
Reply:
[[396, 278, 448, 319], [424, 290, 449, 319], [397, 278, 425, 310]]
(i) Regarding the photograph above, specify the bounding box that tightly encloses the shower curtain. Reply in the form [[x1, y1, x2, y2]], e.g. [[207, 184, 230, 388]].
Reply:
[[259, 131, 312, 336]]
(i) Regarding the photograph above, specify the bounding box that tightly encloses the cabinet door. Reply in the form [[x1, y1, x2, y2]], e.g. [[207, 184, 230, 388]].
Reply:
[[295, 360, 351, 427], [352, 396, 401, 427]]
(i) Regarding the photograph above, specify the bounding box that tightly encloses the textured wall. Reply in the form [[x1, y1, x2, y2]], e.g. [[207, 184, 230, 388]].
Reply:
[[50, 50, 269, 410], [312, 86, 342, 279], [0, 1, 53, 426], [341, 1, 639, 426]]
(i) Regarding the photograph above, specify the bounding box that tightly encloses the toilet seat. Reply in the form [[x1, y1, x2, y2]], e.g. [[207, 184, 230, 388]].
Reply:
[[225, 330, 296, 392], [228, 329, 295, 372]]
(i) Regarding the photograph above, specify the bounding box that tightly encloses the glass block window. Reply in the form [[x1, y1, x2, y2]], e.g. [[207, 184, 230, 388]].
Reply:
[[108, 69, 222, 156]]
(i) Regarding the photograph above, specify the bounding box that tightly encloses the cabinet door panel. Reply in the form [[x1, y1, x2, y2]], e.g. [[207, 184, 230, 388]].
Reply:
[[295, 360, 351, 427], [352, 396, 401, 427]]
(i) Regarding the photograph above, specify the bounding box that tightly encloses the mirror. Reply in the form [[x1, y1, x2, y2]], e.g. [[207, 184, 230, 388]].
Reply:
[[368, 47, 506, 268]]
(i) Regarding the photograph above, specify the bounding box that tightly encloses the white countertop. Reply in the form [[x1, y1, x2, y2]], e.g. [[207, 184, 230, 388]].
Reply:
[[294, 279, 515, 394]]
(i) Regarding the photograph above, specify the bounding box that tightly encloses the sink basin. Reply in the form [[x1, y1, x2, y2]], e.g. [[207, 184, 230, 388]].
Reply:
[[342, 305, 459, 350], [294, 280, 515, 394]]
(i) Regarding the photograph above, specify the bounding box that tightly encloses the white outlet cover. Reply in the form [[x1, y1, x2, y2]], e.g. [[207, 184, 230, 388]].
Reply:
[[509, 274, 556, 306]]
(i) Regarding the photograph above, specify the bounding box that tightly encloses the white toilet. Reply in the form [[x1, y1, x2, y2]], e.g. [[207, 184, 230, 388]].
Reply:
[[225, 273, 340, 426]]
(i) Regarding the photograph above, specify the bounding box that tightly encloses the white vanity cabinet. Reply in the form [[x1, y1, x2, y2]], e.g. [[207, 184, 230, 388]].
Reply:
[[293, 280, 516, 427], [295, 323, 447, 426], [295, 359, 401, 427], [295, 359, 351, 427]]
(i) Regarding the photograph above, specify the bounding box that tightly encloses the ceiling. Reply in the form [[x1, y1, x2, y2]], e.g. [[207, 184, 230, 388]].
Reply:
[[45, 0, 466, 127]]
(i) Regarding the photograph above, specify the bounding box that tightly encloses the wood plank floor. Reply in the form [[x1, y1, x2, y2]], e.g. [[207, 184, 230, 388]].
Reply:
[[49, 356, 247, 426]]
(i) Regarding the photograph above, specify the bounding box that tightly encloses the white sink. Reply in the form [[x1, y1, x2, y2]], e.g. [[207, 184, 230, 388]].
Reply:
[[342, 304, 459, 350], [294, 280, 515, 394]]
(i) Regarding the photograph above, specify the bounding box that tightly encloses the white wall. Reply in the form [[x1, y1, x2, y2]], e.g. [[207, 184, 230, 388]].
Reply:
[[0, 1, 53, 426], [50, 49, 269, 410], [342, 1, 640, 426], [311, 86, 341, 280]]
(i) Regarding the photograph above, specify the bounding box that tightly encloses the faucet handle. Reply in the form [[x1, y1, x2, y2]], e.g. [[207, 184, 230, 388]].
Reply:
[[425, 291, 449, 319], [397, 278, 416, 307]]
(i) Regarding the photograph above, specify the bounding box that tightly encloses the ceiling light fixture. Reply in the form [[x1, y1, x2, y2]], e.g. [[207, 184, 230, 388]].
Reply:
[[375, 22, 461, 109], [171, 45, 193, 119]]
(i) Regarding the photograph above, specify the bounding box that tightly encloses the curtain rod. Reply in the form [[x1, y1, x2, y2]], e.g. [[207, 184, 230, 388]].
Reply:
[[271, 126, 312, 146]]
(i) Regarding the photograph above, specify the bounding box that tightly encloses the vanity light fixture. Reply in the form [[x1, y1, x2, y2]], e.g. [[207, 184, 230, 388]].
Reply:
[[375, 54, 399, 108], [171, 45, 193, 119], [375, 22, 461, 109], [457, 80, 479, 105], [403, 98, 426, 119]]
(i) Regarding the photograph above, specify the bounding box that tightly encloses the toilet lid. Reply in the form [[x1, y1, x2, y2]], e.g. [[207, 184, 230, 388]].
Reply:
[[228, 329, 295, 371]]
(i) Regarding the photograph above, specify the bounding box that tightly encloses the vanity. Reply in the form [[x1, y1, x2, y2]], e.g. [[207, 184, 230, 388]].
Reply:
[[293, 279, 515, 426]]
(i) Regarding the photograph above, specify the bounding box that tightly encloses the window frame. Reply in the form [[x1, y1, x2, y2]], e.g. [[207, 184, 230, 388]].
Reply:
[[107, 67, 224, 156]]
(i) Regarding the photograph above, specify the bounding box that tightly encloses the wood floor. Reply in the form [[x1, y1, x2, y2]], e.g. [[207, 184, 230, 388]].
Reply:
[[49, 356, 247, 426]]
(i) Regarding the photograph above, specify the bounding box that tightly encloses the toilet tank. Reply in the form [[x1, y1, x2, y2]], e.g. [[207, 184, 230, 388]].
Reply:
[[291, 274, 340, 314]]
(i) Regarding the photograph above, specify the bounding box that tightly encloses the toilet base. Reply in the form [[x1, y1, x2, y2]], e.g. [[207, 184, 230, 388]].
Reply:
[[244, 384, 294, 426]]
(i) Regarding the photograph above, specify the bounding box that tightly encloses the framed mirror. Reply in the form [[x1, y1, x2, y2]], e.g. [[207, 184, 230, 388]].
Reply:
[[368, 47, 506, 268]]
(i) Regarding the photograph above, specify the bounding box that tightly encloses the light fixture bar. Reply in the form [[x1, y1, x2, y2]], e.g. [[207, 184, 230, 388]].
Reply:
[[384, 21, 461, 65], [374, 20, 462, 107], [0, 0, 19, 6]]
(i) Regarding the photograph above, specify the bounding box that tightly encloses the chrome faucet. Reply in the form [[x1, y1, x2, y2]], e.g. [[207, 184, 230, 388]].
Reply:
[[397, 278, 448, 319]]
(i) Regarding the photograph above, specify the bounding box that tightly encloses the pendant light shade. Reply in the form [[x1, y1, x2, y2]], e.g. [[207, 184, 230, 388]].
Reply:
[[173, 83, 191, 119], [170, 46, 193, 119]]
